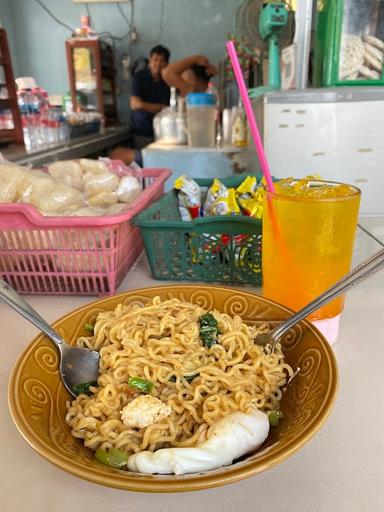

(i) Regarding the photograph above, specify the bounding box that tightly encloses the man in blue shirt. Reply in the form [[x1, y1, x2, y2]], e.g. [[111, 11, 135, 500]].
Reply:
[[110, 45, 170, 164], [130, 44, 170, 147]]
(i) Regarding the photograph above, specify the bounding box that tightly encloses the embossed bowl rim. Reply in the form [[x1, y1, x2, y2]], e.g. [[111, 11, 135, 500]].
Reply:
[[8, 284, 338, 492]]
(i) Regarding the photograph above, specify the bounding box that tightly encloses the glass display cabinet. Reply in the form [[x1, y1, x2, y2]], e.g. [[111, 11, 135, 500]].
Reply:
[[314, 0, 384, 86], [65, 38, 118, 125]]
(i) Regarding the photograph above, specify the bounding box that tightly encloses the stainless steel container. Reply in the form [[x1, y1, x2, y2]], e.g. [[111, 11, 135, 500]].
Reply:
[[158, 110, 187, 145]]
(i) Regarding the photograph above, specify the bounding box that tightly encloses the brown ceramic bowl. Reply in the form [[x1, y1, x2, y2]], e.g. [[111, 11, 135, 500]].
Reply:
[[8, 285, 337, 492]]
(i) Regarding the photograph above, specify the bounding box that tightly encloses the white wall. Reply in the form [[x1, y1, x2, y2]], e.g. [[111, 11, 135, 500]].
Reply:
[[0, 0, 241, 121]]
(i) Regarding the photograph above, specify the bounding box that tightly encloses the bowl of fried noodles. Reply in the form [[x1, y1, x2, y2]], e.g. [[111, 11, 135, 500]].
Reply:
[[8, 285, 337, 492]]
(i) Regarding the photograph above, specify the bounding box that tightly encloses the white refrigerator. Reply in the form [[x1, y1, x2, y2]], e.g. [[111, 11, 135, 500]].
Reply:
[[250, 87, 384, 215]]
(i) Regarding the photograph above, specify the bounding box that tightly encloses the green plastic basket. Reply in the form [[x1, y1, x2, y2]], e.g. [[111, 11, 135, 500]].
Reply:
[[134, 175, 263, 286]]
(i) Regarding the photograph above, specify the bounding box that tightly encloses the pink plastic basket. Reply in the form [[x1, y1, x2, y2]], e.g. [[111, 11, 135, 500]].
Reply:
[[0, 167, 171, 296]]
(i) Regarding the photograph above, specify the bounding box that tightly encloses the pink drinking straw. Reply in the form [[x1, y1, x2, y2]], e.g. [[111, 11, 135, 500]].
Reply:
[[226, 40, 293, 272], [226, 41, 275, 193]]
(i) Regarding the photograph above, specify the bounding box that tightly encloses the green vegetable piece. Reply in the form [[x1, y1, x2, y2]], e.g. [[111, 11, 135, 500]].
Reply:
[[128, 377, 154, 393], [169, 374, 199, 384], [199, 313, 220, 348], [73, 380, 98, 396], [199, 313, 218, 329], [201, 334, 217, 349], [95, 447, 128, 468], [184, 373, 199, 383], [84, 323, 95, 333], [268, 410, 284, 427]]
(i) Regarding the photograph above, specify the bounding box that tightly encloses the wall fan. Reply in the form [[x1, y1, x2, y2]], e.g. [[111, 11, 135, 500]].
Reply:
[[235, 0, 295, 96]]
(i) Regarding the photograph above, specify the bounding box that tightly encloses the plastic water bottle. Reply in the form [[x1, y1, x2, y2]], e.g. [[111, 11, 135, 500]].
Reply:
[[31, 88, 50, 148], [18, 88, 70, 150], [17, 89, 34, 152], [58, 114, 70, 142]]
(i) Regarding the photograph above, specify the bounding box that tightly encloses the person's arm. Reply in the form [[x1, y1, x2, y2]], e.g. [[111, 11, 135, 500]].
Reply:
[[162, 55, 215, 97], [130, 96, 166, 114], [130, 72, 167, 113]]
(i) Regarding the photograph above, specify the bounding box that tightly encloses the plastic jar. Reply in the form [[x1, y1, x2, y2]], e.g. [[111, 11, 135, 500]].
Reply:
[[186, 92, 216, 147]]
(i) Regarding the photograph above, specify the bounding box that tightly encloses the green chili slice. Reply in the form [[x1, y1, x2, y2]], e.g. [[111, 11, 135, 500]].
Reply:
[[72, 380, 98, 396], [95, 447, 128, 468], [128, 377, 154, 393], [84, 323, 95, 333], [268, 410, 284, 427]]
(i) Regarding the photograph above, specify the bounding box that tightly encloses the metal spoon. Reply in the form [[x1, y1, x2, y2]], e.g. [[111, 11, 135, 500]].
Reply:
[[256, 247, 384, 351], [0, 278, 99, 397]]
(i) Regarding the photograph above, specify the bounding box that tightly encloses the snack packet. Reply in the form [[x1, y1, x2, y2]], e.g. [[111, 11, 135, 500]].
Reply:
[[236, 175, 265, 219], [174, 175, 202, 221], [238, 187, 264, 219], [236, 175, 258, 199], [202, 178, 228, 216], [210, 188, 241, 216]]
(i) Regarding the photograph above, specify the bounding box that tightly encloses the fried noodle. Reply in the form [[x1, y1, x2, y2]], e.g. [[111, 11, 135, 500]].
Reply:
[[65, 297, 292, 455]]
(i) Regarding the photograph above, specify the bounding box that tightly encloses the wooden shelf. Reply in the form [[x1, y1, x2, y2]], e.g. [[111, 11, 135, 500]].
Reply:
[[0, 129, 17, 146], [0, 29, 23, 144]]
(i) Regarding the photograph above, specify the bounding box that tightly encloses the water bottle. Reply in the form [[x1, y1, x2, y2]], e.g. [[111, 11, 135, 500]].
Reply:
[[31, 88, 50, 148], [50, 110, 60, 146], [17, 89, 34, 152], [58, 113, 70, 142]]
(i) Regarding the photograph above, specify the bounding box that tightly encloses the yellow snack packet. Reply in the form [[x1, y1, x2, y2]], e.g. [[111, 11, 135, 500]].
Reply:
[[238, 193, 263, 219], [236, 176, 258, 199], [210, 188, 241, 216], [235, 176, 265, 219], [202, 178, 228, 216]]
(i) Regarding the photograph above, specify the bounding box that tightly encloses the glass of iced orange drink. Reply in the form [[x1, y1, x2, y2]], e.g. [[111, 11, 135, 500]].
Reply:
[[262, 178, 361, 344]]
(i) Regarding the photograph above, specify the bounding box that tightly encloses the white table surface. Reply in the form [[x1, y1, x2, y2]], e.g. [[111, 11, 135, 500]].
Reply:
[[2, 221, 384, 512]]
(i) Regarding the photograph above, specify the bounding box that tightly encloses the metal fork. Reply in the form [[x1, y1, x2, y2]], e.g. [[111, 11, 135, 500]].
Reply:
[[255, 247, 384, 351]]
